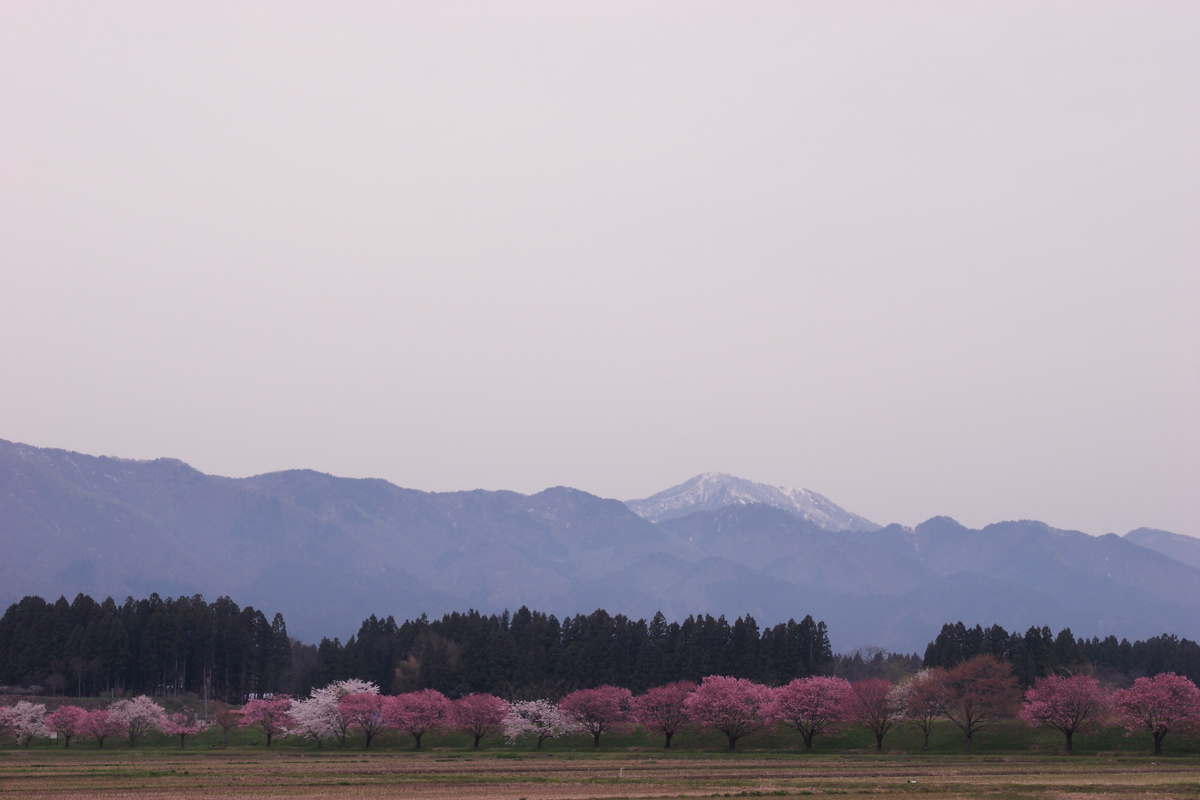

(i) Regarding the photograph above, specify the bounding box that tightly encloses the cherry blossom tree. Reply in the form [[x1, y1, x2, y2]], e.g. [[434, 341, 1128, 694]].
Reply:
[[449, 694, 509, 748], [632, 681, 695, 748], [45, 705, 89, 748], [846, 678, 902, 752], [765, 676, 852, 751], [161, 709, 205, 748], [308, 679, 380, 746], [289, 697, 337, 747], [383, 689, 450, 749], [0, 701, 47, 746], [109, 696, 168, 747], [559, 686, 633, 749], [240, 695, 293, 746], [684, 676, 772, 750], [81, 709, 123, 748], [502, 699, 576, 748], [935, 656, 1020, 751], [338, 692, 388, 748], [892, 669, 946, 749], [1019, 674, 1110, 753], [212, 705, 242, 748], [1112, 672, 1200, 755]]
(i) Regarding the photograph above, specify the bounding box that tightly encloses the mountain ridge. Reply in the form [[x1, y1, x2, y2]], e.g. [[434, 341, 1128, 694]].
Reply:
[[2, 438, 1197, 651]]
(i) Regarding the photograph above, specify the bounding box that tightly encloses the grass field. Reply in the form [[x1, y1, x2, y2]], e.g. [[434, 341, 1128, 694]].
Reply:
[[3, 723, 1199, 799]]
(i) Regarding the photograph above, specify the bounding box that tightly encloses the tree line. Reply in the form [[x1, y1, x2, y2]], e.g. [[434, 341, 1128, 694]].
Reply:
[[0, 594, 292, 702], [922, 621, 1200, 687], [5, 594, 1199, 704], [296, 607, 835, 698]]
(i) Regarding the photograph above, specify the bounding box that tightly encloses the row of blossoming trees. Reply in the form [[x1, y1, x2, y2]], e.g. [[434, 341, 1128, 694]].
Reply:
[[4, 657, 1200, 755]]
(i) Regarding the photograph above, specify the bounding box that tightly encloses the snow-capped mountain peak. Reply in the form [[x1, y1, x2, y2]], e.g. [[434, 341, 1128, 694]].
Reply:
[[625, 472, 880, 531]]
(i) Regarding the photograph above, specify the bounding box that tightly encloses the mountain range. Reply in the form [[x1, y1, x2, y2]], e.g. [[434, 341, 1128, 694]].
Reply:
[[1, 438, 1197, 651]]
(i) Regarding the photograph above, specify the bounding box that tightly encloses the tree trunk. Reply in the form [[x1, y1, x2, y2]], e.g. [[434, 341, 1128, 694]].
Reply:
[[964, 731, 973, 752], [803, 732, 814, 751], [1154, 732, 1164, 755], [413, 732, 423, 749], [473, 734, 482, 748], [664, 731, 673, 749], [875, 732, 884, 752], [1064, 730, 1073, 754], [536, 736, 545, 749], [593, 731, 601, 748]]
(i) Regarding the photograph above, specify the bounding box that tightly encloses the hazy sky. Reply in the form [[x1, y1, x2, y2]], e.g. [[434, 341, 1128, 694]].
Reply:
[[2, 3, 1197, 538]]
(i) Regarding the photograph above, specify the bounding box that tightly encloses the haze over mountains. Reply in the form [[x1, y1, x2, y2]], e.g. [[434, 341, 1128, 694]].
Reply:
[[2, 438, 1197, 651]]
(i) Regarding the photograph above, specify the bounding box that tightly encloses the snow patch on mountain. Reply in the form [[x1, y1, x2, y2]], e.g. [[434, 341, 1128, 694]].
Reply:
[[625, 473, 881, 532]]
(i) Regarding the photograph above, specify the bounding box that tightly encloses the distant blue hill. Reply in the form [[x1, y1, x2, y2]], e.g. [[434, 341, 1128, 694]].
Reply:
[[2, 438, 1197, 651]]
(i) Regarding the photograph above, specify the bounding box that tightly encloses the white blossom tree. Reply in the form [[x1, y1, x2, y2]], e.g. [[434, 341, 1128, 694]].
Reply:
[[502, 699, 576, 748], [306, 679, 380, 746], [289, 696, 339, 747], [0, 701, 48, 746], [109, 696, 168, 746]]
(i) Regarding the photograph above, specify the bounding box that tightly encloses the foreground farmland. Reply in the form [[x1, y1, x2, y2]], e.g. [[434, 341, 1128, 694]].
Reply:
[[2, 751, 1200, 800]]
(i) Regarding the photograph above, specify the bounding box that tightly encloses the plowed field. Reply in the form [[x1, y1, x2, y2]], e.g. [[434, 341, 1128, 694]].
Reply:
[[3, 751, 1199, 800]]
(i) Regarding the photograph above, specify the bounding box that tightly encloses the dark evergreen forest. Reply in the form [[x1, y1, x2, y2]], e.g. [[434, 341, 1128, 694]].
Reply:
[[0, 594, 832, 700], [923, 621, 1200, 687], [0, 594, 291, 701], [3, 594, 1197, 701], [297, 607, 834, 698]]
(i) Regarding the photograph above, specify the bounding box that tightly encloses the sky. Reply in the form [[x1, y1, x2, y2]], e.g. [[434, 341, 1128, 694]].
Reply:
[[2, 3, 1198, 538]]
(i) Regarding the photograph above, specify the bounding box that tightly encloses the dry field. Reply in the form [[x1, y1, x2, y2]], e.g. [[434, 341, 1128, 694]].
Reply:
[[2, 751, 1199, 800]]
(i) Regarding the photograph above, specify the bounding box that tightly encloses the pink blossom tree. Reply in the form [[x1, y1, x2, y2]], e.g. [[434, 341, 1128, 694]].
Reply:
[[43, 705, 88, 753], [632, 681, 696, 748], [81, 709, 123, 748], [338, 692, 388, 748], [45, 705, 89, 748], [1111, 672, 1200, 755], [0, 701, 47, 747], [383, 689, 450, 749], [683, 676, 772, 750], [846, 678, 902, 752], [559, 686, 632, 749], [240, 695, 294, 746], [502, 699, 576, 748], [449, 694, 509, 748], [161, 709, 205, 748], [1019, 674, 1110, 753], [765, 676, 852, 751], [109, 696, 168, 747]]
